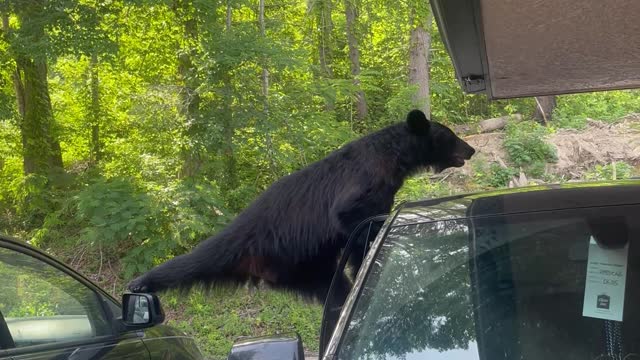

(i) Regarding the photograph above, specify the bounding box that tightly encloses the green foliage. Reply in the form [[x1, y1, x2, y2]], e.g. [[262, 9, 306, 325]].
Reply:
[[394, 175, 454, 206], [585, 162, 634, 181], [503, 121, 557, 172], [10, 174, 56, 230], [472, 161, 518, 189], [0, 121, 23, 210], [554, 90, 640, 129], [162, 288, 322, 359], [1, 0, 639, 357], [75, 178, 152, 246], [32, 178, 229, 280], [0, 262, 59, 317], [384, 84, 421, 126]]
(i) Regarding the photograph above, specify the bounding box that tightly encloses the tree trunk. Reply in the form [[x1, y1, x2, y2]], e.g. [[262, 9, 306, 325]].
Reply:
[[259, 0, 277, 177], [315, 0, 335, 111], [226, 0, 232, 29], [174, 0, 202, 177], [19, 58, 63, 175], [3, 13, 25, 119], [317, 0, 334, 79], [222, 0, 237, 190], [408, 13, 431, 116], [259, 0, 268, 103], [89, 52, 101, 164], [344, 0, 367, 124], [534, 95, 557, 124], [5, 4, 63, 176]]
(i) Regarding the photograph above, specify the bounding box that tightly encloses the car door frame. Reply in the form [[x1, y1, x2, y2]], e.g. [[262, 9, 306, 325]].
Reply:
[[319, 214, 388, 356], [320, 208, 401, 359], [0, 235, 149, 359]]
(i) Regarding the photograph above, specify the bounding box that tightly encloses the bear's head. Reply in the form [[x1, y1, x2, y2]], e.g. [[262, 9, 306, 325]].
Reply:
[[406, 109, 476, 173]]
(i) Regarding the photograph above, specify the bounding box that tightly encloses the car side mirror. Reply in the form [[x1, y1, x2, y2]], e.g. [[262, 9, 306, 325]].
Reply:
[[121, 293, 165, 330], [227, 334, 305, 360]]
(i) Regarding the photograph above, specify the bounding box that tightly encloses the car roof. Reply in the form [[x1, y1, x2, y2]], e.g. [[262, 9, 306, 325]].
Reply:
[[430, 0, 640, 99], [392, 179, 640, 226]]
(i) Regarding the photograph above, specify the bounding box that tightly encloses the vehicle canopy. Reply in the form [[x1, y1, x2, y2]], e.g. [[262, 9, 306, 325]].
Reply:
[[431, 0, 640, 99]]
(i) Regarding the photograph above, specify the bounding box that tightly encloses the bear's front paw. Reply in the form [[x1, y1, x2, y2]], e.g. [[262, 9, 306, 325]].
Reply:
[[127, 276, 153, 293]]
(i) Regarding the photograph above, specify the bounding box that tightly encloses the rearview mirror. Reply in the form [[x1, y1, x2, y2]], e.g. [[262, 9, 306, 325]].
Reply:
[[227, 334, 305, 360], [121, 293, 165, 330], [587, 216, 628, 249]]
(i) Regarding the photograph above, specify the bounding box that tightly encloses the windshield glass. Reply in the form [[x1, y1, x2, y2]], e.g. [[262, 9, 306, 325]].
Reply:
[[336, 205, 640, 360]]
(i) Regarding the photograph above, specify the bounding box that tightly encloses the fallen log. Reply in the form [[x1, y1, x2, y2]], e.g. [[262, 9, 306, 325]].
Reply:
[[455, 114, 523, 135]]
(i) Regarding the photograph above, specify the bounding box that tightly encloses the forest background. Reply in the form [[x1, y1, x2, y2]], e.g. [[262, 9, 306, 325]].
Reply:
[[1, 0, 639, 358]]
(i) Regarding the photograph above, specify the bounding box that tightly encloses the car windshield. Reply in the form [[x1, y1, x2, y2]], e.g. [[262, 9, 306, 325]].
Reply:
[[336, 204, 640, 360]]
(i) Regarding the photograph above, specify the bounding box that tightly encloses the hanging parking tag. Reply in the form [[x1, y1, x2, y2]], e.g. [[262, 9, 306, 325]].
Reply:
[[582, 236, 628, 321]]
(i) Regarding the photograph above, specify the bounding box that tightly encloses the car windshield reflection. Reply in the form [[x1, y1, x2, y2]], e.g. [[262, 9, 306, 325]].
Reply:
[[336, 205, 640, 360]]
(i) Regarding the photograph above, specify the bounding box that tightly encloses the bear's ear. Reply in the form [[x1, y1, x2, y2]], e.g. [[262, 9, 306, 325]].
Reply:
[[406, 109, 431, 135]]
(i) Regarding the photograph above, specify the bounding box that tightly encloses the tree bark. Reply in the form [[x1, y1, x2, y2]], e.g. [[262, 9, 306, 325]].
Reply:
[[408, 15, 431, 116], [174, 0, 202, 177], [221, 0, 237, 190], [19, 58, 63, 175], [534, 95, 557, 124], [226, 0, 232, 29], [259, 0, 268, 103], [314, 0, 335, 111], [89, 52, 101, 163], [315, 0, 333, 79], [3, 13, 25, 119], [344, 0, 367, 124], [4, 3, 63, 176], [259, 0, 277, 177]]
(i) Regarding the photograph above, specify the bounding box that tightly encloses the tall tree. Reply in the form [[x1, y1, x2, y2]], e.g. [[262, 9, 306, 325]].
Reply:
[[408, 4, 431, 116], [89, 51, 101, 163], [221, 0, 237, 190], [258, 0, 277, 177], [310, 0, 335, 111], [344, 0, 367, 124], [316, 0, 334, 80], [1, 1, 63, 176], [174, 0, 203, 177]]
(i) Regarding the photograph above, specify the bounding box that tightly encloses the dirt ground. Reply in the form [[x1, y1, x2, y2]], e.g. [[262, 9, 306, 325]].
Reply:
[[459, 114, 640, 180]]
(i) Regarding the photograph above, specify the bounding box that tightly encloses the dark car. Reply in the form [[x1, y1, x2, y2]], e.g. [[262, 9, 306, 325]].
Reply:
[[227, 179, 640, 359], [0, 236, 204, 360]]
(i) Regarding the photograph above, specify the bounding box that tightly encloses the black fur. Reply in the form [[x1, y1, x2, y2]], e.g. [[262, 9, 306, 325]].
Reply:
[[127, 109, 475, 301]]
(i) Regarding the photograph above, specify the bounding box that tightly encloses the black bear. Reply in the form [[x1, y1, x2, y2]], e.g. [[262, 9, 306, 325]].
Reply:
[[127, 109, 475, 301]]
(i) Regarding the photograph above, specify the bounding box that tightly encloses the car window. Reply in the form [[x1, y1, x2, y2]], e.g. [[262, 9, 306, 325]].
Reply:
[[0, 246, 112, 349], [320, 215, 387, 355], [336, 205, 640, 360]]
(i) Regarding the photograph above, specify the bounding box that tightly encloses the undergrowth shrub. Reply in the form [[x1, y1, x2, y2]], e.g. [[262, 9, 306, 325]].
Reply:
[[503, 121, 557, 177], [31, 177, 230, 280], [472, 161, 518, 189], [554, 90, 640, 129], [395, 175, 454, 205], [585, 162, 634, 181], [9, 174, 53, 231], [163, 288, 323, 359]]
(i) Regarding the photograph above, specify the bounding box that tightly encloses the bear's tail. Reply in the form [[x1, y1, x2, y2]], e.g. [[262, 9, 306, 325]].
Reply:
[[127, 229, 247, 293]]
